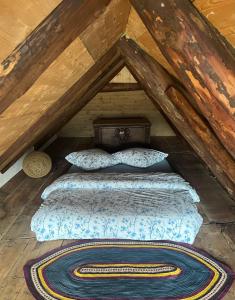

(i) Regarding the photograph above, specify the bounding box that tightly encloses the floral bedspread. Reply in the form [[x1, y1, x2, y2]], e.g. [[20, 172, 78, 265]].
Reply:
[[31, 172, 203, 243]]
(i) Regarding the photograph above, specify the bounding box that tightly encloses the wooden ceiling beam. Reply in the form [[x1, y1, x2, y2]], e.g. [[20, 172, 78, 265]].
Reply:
[[119, 37, 235, 199], [0, 45, 123, 172], [36, 59, 125, 150], [0, 0, 111, 114], [101, 82, 142, 93], [131, 0, 235, 159]]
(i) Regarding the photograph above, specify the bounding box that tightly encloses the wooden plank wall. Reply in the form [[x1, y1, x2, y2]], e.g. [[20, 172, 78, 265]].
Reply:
[[59, 90, 176, 138], [111, 67, 137, 83]]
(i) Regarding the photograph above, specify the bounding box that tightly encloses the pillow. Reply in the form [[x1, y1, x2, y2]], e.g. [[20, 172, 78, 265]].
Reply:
[[65, 149, 117, 170], [112, 148, 168, 168]]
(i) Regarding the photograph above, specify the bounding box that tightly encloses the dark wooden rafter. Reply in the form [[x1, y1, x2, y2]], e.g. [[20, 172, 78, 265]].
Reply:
[[119, 37, 235, 198], [101, 82, 142, 92], [36, 58, 125, 151], [0, 45, 124, 172], [0, 0, 111, 114], [131, 0, 235, 159]]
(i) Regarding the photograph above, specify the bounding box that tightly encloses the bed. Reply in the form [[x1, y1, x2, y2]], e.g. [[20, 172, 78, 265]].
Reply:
[[31, 159, 203, 243], [31, 118, 203, 243]]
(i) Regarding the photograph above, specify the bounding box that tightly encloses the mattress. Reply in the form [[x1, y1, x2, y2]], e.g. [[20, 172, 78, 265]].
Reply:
[[31, 172, 203, 243], [67, 159, 173, 174]]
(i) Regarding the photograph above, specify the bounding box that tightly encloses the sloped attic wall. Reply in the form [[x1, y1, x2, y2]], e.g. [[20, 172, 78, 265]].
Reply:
[[110, 66, 137, 83], [59, 90, 175, 138], [0, 0, 130, 172]]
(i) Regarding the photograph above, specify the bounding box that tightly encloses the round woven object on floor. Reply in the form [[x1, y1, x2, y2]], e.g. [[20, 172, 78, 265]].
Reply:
[[23, 151, 52, 178]]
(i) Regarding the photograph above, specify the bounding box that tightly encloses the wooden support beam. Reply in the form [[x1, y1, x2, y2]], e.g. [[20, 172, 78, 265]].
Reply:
[[131, 0, 235, 159], [0, 45, 123, 172], [36, 59, 125, 150], [0, 0, 111, 114], [119, 37, 235, 198], [101, 82, 142, 92]]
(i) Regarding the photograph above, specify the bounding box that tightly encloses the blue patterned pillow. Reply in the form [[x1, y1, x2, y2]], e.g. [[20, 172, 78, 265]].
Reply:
[[113, 148, 168, 168], [65, 149, 117, 170]]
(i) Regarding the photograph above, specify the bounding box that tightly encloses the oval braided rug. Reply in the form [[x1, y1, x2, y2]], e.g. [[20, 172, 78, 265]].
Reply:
[[24, 239, 235, 300]]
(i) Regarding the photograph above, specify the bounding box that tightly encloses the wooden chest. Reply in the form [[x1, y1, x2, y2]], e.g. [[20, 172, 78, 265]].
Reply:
[[93, 118, 151, 149]]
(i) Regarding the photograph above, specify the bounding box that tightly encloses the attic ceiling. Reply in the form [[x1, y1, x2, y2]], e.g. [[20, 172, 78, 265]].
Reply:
[[0, 0, 234, 178], [1, 0, 234, 63]]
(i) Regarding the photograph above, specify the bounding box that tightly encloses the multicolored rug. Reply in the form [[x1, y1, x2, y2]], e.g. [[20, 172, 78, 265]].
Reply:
[[24, 240, 234, 300]]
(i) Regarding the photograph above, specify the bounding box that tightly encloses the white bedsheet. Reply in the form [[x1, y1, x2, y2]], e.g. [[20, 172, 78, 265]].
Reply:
[[31, 172, 203, 243]]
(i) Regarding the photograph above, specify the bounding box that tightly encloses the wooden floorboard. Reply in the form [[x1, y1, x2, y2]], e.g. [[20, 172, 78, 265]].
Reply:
[[0, 137, 234, 299], [194, 224, 235, 300], [0, 171, 26, 197], [168, 153, 235, 223], [152, 136, 235, 223], [223, 224, 235, 251]]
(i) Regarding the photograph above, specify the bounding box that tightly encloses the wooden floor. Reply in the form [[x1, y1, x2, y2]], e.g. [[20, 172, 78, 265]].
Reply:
[[0, 137, 234, 299]]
